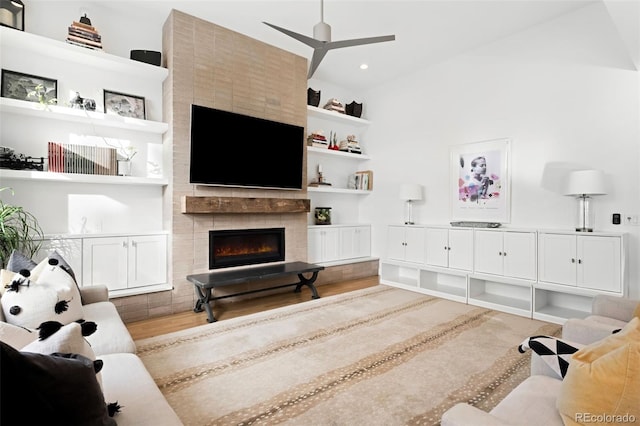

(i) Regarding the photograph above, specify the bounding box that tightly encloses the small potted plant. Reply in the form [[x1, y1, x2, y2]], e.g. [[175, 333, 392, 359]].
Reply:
[[0, 187, 44, 268]]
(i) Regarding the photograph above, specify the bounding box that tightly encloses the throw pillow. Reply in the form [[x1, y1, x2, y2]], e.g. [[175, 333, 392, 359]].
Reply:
[[0, 320, 37, 350], [518, 335, 582, 379], [0, 341, 116, 426], [6, 249, 37, 273], [1, 261, 84, 329], [22, 321, 97, 361], [633, 302, 640, 319], [556, 317, 640, 426]]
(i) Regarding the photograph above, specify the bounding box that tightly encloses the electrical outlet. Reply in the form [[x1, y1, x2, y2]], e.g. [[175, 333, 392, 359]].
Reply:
[[624, 214, 639, 225]]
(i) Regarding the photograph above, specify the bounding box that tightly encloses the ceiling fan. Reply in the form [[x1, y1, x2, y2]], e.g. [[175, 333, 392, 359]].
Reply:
[[264, 0, 395, 79]]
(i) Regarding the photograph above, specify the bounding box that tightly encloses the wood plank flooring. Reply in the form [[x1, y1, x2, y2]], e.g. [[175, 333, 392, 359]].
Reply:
[[127, 275, 380, 340]]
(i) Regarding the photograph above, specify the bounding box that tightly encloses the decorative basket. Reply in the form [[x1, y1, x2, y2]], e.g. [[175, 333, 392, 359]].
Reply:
[[307, 88, 321, 107], [345, 101, 363, 118]]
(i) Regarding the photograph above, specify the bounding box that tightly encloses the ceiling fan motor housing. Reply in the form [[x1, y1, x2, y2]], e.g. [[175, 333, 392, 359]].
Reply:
[[313, 21, 331, 42]]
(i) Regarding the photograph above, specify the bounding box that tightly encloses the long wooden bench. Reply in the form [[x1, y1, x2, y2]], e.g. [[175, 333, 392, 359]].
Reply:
[[187, 261, 324, 322]]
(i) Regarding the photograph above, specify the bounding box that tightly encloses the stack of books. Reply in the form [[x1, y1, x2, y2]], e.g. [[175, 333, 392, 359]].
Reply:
[[48, 142, 117, 175], [323, 98, 345, 114], [307, 131, 329, 148], [339, 135, 362, 154], [67, 16, 103, 50]]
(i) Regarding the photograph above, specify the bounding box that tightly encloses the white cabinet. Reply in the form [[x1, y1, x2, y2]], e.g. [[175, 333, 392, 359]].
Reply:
[[308, 227, 341, 263], [474, 230, 536, 281], [387, 225, 425, 263], [82, 234, 167, 293], [308, 225, 371, 264], [538, 232, 622, 293], [425, 227, 473, 271]]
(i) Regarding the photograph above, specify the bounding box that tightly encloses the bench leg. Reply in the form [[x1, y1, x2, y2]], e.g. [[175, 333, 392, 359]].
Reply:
[[295, 271, 320, 299], [193, 286, 217, 323]]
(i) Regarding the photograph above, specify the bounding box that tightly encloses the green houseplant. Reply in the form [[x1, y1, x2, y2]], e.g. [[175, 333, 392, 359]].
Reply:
[[0, 187, 44, 268]]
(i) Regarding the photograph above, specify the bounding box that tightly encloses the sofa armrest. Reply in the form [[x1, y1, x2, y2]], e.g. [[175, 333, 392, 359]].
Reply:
[[79, 285, 109, 305], [592, 294, 638, 322], [441, 403, 514, 426], [562, 317, 620, 345]]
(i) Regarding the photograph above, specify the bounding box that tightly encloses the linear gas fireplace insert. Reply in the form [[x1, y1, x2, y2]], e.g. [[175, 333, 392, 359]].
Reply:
[[209, 228, 285, 269]]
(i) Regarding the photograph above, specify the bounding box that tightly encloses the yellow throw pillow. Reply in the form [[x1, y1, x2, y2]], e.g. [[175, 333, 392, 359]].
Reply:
[[557, 317, 640, 426], [633, 302, 640, 319]]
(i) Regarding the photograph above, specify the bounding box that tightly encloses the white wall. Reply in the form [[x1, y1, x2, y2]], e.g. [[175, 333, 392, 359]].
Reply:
[[361, 3, 640, 298]]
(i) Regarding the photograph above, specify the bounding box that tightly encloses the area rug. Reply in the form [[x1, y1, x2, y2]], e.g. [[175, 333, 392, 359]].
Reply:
[[136, 285, 561, 425]]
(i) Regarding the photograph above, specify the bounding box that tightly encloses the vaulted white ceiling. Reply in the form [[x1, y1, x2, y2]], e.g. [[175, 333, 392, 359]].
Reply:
[[103, 1, 638, 90]]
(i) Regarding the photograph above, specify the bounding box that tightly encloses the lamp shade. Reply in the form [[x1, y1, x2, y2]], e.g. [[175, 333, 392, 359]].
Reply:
[[400, 183, 423, 201], [564, 170, 607, 196]]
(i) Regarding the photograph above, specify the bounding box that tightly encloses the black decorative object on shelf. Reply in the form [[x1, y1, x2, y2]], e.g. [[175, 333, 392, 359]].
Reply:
[[130, 50, 162, 66], [0, 0, 24, 31], [0, 147, 44, 171], [307, 88, 320, 107], [346, 101, 362, 118]]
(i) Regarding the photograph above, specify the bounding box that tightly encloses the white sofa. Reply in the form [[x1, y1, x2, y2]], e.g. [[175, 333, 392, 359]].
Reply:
[[1, 284, 183, 426], [441, 294, 639, 426]]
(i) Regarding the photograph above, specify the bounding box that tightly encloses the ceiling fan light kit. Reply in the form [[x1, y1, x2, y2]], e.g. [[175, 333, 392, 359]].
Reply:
[[264, 0, 395, 78]]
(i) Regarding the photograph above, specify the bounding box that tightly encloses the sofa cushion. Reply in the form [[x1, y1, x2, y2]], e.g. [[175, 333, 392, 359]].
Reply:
[[82, 301, 136, 355], [0, 341, 116, 426], [1, 262, 84, 329], [489, 375, 563, 426], [556, 317, 640, 426], [100, 353, 183, 425]]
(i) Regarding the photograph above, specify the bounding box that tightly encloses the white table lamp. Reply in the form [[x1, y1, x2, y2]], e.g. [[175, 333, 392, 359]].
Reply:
[[564, 170, 607, 232], [400, 184, 423, 225]]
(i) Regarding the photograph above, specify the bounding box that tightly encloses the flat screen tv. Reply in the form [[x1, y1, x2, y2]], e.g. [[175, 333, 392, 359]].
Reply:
[[189, 104, 305, 190]]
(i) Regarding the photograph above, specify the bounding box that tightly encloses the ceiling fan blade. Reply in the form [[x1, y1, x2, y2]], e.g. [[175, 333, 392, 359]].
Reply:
[[326, 35, 395, 50], [263, 22, 324, 48], [308, 48, 330, 79]]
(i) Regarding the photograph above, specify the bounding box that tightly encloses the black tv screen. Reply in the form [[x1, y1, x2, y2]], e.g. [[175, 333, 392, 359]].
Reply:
[[189, 104, 304, 190]]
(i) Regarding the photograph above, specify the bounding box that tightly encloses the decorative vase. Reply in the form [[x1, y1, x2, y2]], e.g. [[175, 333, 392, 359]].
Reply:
[[117, 160, 131, 176], [314, 207, 332, 225], [346, 101, 363, 118], [307, 88, 321, 107]]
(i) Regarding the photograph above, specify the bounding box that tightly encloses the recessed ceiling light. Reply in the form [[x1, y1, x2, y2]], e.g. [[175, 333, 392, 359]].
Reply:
[[360, 64, 369, 70]]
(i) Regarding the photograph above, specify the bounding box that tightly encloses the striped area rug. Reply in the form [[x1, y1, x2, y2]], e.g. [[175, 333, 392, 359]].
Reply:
[[136, 285, 560, 425]]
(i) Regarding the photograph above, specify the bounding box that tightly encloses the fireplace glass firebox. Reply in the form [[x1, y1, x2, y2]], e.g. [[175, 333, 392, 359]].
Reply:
[[209, 228, 285, 269]]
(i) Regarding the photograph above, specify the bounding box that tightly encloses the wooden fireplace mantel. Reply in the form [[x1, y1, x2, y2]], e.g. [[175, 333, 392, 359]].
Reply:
[[181, 196, 311, 214]]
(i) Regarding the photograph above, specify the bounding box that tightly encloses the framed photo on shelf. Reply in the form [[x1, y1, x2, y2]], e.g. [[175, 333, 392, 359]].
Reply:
[[1, 69, 57, 104], [103, 89, 146, 119], [450, 138, 511, 223]]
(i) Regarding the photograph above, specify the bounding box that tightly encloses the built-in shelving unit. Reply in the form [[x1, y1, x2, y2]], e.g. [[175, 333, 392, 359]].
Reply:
[[380, 225, 627, 324], [1, 27, 170, 298]]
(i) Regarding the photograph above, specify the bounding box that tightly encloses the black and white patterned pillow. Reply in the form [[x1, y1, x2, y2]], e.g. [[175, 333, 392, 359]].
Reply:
[[518, 335, 582, 379]]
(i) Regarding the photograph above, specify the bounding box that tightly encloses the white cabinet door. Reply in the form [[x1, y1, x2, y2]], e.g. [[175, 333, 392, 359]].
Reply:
[[404, 227, 426, 263], [128, 235, 167, 288], [538, 233, 577, 286], [425, 228, 449, 267], [308, 229, 324, 263], [307, 228, 341, 263], [577, 236, 621, 292], [474, 231, 504, 276], [345, 225, 371, 259], [503, 232, 536, 280], [448, 229, 474, 271], [387, 226, 408, 261], [82, 237, 128, 291]]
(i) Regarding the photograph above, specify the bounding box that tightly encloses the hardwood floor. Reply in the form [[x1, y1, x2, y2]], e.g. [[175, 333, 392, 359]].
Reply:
[[127, 275, 380, 340]]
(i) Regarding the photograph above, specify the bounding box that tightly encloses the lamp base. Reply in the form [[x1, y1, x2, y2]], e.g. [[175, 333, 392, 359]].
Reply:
[[575, 227, 593, 232]]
